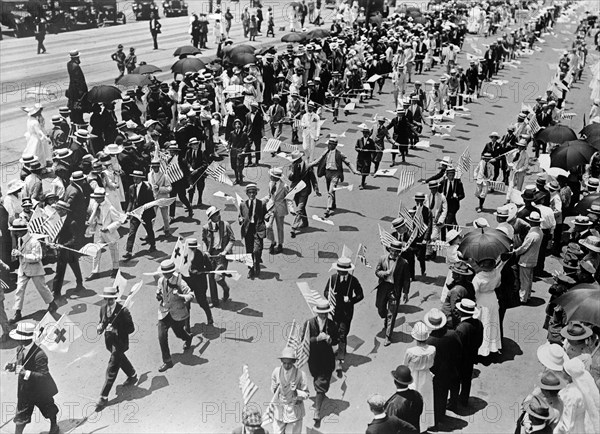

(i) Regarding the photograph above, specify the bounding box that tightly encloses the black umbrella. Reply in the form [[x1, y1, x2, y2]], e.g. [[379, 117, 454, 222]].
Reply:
[[585, 135, 600, 152], [458, 228, 511, 263], [554, 283, 600, 326], [171, 58, 206, 75], [281, 32, 306, 43], [227, 45, 255, 57], [572, 193, 600, 215], [173, 45, 202, 57], [550, 141, 596, 170], [230, 52, 258, 66], [580, 123, 600, 139], [132, 64, 162, 74], [307, 28, 330, 39], [87, 85, 122, 104], [535, 124, 577, 144]]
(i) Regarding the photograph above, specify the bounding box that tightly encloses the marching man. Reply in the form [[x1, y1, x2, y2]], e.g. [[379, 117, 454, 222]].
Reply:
[[265, 167, 290, 254], [301, 101, 321, 162]]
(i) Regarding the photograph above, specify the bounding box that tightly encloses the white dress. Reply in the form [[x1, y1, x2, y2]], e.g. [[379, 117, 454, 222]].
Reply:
[[23, 116, 52, 167], [441, 245, 460, 302], [473, 269, 502, 356], [102, 167, 124, 213], [404, 344, 436, 422]]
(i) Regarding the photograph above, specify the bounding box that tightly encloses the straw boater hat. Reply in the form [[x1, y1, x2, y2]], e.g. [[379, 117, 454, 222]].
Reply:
[[131, 170, 146, 178], [424, 308, 447, 330], [456, 299, 480, 318], [392, 217, 406, 230], [70, 171, 86, 182], [289, 150, 303, 162], [100, 287, 119, 298], [246, 183, 259, 192], [278, 347, 298, 361], [21, 198, 33, 208], [28, 160, 43, 172], [449, 261, 473, 276], [53, 148, 73, 160], [579, 235, 600, 253], [6, 179, 24, 195], [20, 154, 37, 165], [160, 259, 176, 274], [588, 203, 600, 215], [71, 129, 97, 141], [269, 167, 283, 179], [572, 215, 593, 227], [54, 200, 70, 212], [313, 300, 333, 314], [69, 50, 80, 58], [104, 144, 124, 155], [536, 342, 568, 371], [411, 321, 430, 342], [91, 187, 106, 199], [9, 322, 37, 341], [390, 365, 413, 385], [206, 206, 220, 219], [537, 370, 567, 391], [388, 240, 404, 252], [187, 238, 198, 249], [332, 257, 355, 272], [9, 218, 28, 232], [560, 321, 593, 341]]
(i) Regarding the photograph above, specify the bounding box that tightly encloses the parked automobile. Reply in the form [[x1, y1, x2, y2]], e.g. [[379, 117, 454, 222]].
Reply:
[[162, 0, 186, 17], [132, 0, 158, 20], [0, 0, 37, 37], [45, 0, 98, 32], [94, 0, 125, 25]]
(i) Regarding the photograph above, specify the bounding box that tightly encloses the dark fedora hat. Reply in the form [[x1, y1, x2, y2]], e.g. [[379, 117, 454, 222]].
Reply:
[[390, 365, 413, 385]]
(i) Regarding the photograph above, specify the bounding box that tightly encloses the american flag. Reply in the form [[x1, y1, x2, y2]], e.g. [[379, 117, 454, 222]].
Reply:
[[166, 158, 184, 183], [397, 170, 415, 195], [295, 324, 310, 369], [42, 213, 63, 242], [238, 365, 258, 405], [328, 277, 337, 317], [293, 118, 301, 128], [28, 207, 46, 234], [205, 161, 234, 186], [456, 147, 472, 179], [357, 243, 371, 268], [285, 319, 309, 368], [285, 69, 293, 82], [262, 394, 276, 426], [264, 138, 282, 153], [527, 114, 541, 135], [286, 319, 301, 349], [414, 205, 427, 235], [398, 204, 414, 232], [378, 224, 396, 248], [297, 282, 327, 311]]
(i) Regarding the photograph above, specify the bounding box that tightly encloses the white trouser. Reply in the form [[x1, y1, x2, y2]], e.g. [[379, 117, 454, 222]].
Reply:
[[13, 274, 53, 311], [92, 235, 120, 274], [267, 214, 285, 245], [302, 134, 315, 162], [154, 206, 170, 232]]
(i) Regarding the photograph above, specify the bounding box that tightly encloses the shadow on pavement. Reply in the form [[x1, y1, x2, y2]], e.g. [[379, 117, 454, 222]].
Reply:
[[344, 352, 372, 369], [451, 396, 488, 417], [111, 373, 169, 405]]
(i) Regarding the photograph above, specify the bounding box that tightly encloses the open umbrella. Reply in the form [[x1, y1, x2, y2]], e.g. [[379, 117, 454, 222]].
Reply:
[[550, 141, 596, 170], [226, 45, 255, 57], [116, 74, 152, 87], [554, 283, 600, 326], [132, 64, 162, 74], [572, 193, 600, 215], [307, 28, 330, 39], [281, 32, 306, 43], [171, 58, 206, 75], [535, 125, 577, 144], [580, 123, 600, 139], [230, 52, 258, 66], [458, 228, 511, 263], [255, 46, 275, 56], [86, 85, 122, 104], [584, 135, 600, 151], [173, 45, 202, 57]]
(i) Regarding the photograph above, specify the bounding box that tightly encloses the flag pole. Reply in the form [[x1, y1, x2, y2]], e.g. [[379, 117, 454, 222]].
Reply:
[[285, 319, 297, 348]]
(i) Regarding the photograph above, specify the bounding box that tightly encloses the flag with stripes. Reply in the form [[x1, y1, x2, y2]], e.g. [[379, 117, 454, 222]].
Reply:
[[527, 114, 541, 135], [285, 69, 293, 81], [238, 365, 258, 405], [297, 282, 327, 311], [295, 323, 310, 369], [42, 213, 63, 242], [378, 224, 396, 248], [327, 277, 337, 317], [357, 243, 371, 268], [397, 170, 415, 195], [262, 393, 276, 426], [456, 147, 472, 179], [293, 118, 301, 128], [27, 207, 46, 234], [414, 205, 427, 236], [205, 161, 234, 186], [398, 204, 414, 232], [166, 158, 184, 183], [286, 319, 301, 349], [264, 138, 282, 153]]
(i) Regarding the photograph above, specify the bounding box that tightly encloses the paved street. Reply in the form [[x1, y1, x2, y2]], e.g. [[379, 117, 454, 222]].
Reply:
[[0, 1, 597, 433]]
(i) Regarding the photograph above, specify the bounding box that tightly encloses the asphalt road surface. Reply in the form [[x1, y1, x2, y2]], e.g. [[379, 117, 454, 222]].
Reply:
[[0, 2, 596, 433]]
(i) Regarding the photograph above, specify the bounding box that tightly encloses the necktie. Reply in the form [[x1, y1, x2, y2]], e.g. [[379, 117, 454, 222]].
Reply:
[[447, 181, 453, 197], [270, 182, 277, 196], [249, 200, 254, 221]]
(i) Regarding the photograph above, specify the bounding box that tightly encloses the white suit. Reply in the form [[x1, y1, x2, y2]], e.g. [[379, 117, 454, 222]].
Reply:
[[88, 200, 122, 273], [301, 111, 320, 162]]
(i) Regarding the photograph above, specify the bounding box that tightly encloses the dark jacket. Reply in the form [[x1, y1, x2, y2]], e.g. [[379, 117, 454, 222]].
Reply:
[[201, 220, 235, 253], [366, 414, 417, 434], [288, 160, 318, 197], [99, 302, 135, 352], [312, 149, 351, 182], [127, 181, 156, 220], [439, 178, 465, 214], [385, 389, 424, 433], [426, 327, 462, 380], [303, 316, 339, 377], [64, 182, 88, 236], [324, 274, 364, 321], [455, 317, 484, 362], [16, 344, 58, 402], [239, 199, 267, 238]]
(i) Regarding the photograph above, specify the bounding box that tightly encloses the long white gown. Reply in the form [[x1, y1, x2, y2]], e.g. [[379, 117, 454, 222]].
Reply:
[[404, 344, 436, 427], [23, 116, 52, 167], [473, 268, 503, 356]]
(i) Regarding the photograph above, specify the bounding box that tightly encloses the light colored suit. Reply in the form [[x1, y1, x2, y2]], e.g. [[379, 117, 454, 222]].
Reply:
[[265, 180, 290, 246], [88, 200, 122, 273], [156, 273, 194, 321], [301, 111, 320, 162], [426, 192, 448, 254], [148, 170, 171, 232], [13, 233, 53, 311]]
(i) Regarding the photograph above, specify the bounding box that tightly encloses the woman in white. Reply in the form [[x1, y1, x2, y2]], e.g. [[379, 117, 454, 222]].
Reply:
[[441, 229, 462, 302], [506, 139, 529, 201], [22, 103, 52, 167], [210, 113, 222, 159], [471, 257, 506, 357], [3, 179, 24, 223], [102, 144, 125, 212], [271, 347, 309, 434], [555, 357, 596, 434], [242, 76, 259, 109], [403, 321, 435, 428], [213, 18, 223, 44]]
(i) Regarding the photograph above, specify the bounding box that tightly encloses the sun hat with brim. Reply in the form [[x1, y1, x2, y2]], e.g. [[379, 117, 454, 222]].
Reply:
[[100, 287, 119, 298], [538, 370, 567, 391], [527, 212, 542, 224], [560, 321, 593, 341], [525, 396, 554, 421], [104, 144, 124, 155], [450, 261, 473, 276], [131, 170, 146, 178], [579, 236, 600, 253], [9, 219, 28, 232], [6, 179, 24, 195], [160, 259, 176, 273], [333, 257, 355, 272], [245, 183, 259, 192], [473, 217, 490, 228], [424, 308, 447, 330], [536, 342, 568, 371], [278, 346, 298, 361], [206, 206, 221, 219], [390, 365, 413, 385], [289, 150, 303, 162], [23, 103, 43, 116], [446, 229, 462, 244], [561, 253, 580, 270], [411, 321, 430, 342], [9, 322, 37, 341], [20, 154, 38, 165], [580, 260, 596, 274], [91, 187, 106, 199], [456, 299, 480, 317], [313, 301, 333, 314]]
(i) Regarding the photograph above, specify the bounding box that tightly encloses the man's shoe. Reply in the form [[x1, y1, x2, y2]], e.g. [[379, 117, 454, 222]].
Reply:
[[95, 397, 108, 412], [314, 418, 321, 428], [122, 252, 133, 261], [158, 361, 173, 372], [183, 336, 193, 350], [9, 311, 22, 324], [148, 245, 157, 253], [110, 269, 119, 278], [48, 301, 58, 313], [383, 338, 391, 347], [247, 269, 254, 279], [85, 273, 99, 281], [336, 360, 343, 377], [269, 244, 276, 254], [290, 231, 296, 238], [274, 245, 283, 254], [122, 374, 138, 386]]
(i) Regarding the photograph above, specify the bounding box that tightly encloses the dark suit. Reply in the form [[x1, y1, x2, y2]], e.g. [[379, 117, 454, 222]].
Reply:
[[14, 344, 59, 426], [228, 128, 249, 183], [439, 178, 465, 231], [201, 220, 235, 303], [186, 250, 213, 324], [239, 198, 267, 273], [288, 159, 318, 230], [98, 302, 136, 397], [52, 216, 83, 296], [303, 316, 339, 419], [168, 154, 192, 218], [126, 181, 156, 253], [244, 110, 264, 164], [366, 414, 417, 434], [385, 389, 424, 433], [64, 182, 88, 244], [324, 274, 364, 360], [375, 254, 411, 340], [185, 148, 208, 207], [66, 59, 88, 123], [426, 327, 462, 425], [454, 317, 484, 405]]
